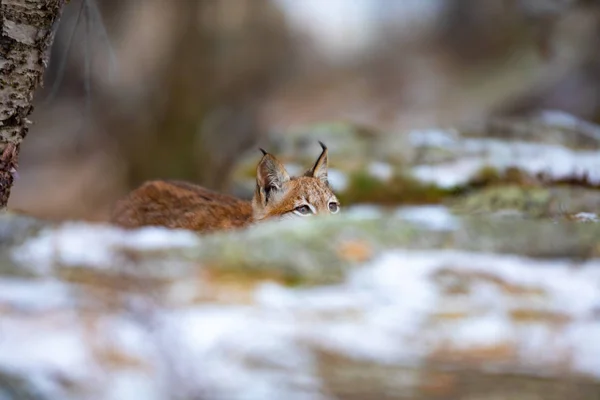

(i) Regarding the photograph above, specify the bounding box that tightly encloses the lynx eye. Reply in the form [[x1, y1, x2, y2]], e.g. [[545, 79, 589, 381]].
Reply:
[[328, 202, 340, 214], [294, 205, 312, 216]]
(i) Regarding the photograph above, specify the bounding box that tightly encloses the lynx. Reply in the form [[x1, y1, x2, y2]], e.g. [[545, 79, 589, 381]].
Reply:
[[111, 142, 339, 233]]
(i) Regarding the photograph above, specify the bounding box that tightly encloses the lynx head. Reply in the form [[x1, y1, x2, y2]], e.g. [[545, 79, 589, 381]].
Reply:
[[252, 142, 340, 221]]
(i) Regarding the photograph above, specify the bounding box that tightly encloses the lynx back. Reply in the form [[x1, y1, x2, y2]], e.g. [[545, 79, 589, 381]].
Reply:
[[111, 142, 339, 233]]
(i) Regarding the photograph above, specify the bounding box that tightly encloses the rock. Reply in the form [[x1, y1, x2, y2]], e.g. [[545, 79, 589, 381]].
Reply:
[[450, 185, 600, 218], [0, 210, 49, 276], [229, 115, 600, 215], [1, 211, 600, 399]]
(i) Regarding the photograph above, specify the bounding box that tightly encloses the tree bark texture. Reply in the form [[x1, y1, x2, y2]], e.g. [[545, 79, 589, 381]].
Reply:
[[0, 0, 65, 208]]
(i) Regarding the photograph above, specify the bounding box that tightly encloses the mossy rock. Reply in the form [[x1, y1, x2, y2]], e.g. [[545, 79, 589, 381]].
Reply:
[[451, 184, 600, 219], [0, 210, 50, 276], [230, 119, 600, 207], [338, 170, 455, 205], [229, 122, 417, 203], [450, 185, 555, 218], [4, 211, 600, 399]]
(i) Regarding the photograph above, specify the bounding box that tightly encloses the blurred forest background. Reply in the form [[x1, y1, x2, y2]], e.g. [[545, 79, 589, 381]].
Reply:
[[8, 0, 600, 221]]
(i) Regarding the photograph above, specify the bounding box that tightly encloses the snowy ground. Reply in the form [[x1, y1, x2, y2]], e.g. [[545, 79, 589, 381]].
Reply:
[[3, 215, 600, 399], [409, 130, 600, 188]]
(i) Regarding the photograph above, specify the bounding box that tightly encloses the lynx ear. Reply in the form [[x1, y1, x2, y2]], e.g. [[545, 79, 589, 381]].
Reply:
[[256, 150, 290, 203], [306, 141, 328, 184]]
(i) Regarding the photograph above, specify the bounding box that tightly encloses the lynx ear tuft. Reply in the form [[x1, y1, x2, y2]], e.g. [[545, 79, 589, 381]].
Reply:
[[306, 141, 328, 184], [256, 153, 290, 203]]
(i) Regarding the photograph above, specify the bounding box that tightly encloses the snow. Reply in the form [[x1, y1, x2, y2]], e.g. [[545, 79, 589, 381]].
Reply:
[[343, 204, 460, 230], [536, 110, 600, 142], [150, 249, 600, 395], [11, 222, 199, 274], [408, 128, 459, 147], [410, 135, 600, 188], [412, 157, 487, 188], [0, 314, 96, 380], [0, 278, 73, 311], [367, 161, 394, 181], [394, 205, 459, 230], [344, 204, 459, 230], [572, 212, 599, 222], [4, 226, 600, 398], [444, 314, 515, 349], [344, 204, 383, 219], [327, 168, 349, 192], [565, 324, 600, 377], [157, 307, 323, 400]]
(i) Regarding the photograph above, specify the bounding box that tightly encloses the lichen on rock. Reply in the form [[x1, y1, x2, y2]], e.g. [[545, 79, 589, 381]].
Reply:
[[1, 210, 600, 399]]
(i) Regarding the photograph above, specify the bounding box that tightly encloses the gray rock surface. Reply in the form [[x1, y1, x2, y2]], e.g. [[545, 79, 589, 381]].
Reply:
[[231, 113, 600, 218], [1, 209, 600, 399]]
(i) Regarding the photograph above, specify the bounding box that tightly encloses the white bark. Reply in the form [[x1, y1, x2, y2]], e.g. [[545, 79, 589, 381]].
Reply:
[[0, 0, 66, 207]]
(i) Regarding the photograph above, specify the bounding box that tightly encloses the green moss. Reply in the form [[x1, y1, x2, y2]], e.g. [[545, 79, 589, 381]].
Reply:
[[293, 120, 382, 138], [450, 184, 554, 218], [470, 165, 501, 186], [337, 170, 455, 206], [470, 166, 535, 188]]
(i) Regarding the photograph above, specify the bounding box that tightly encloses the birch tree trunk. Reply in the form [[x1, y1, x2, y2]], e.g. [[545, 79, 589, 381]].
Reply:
[[0, 0, 66, 208]]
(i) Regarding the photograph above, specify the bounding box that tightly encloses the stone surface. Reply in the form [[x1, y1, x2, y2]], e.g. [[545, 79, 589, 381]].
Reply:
[[231, 113, 600, 217], [1, 209, 599, 399]]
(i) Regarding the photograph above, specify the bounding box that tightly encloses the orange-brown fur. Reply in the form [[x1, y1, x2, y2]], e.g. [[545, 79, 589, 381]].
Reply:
[[111, 143, 339, 233], [112, 180, 253, 232], [254, 176, 334, 221]]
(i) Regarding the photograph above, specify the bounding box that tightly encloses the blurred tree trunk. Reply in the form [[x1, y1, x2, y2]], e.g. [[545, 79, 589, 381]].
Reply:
[[104, 0, 293, 193], [496, 0, 600, 122], [0, 0, 66, 208]]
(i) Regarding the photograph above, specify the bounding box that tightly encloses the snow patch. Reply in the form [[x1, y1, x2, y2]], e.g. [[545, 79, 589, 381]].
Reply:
[[11, 222, 199, 274], [394, 205, 459, 230], [411, 138, 600, 188], [536, 110, 600, 142], [367, 161, 394, 181], [0, 279, 74, 311], [0, 315, 97, 380], [2, 249, 600, 398], [408, 128, 459, 147], [344, 204, 383, 219], [157, 250, 600, 396], [572, 212, 599, 223], [327, 168, 349, 192]]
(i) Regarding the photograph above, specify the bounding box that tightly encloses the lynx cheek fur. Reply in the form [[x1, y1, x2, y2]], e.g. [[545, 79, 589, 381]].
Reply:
[[111, 142, 339, 233]]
